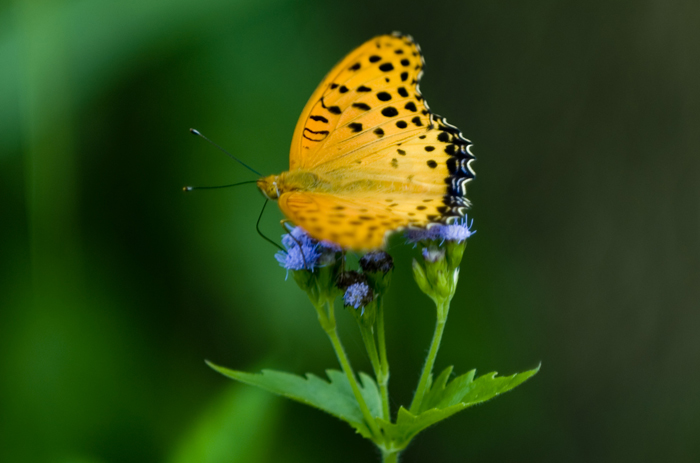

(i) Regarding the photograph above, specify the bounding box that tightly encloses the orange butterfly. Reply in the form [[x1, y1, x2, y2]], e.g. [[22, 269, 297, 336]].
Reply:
[[257, 32, 475, 251]]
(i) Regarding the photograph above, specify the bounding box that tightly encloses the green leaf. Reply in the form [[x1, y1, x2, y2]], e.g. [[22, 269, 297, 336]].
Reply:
[[420, 366, 476, 412], [379, 365, 540, 450], [206, 361, 382, 439]]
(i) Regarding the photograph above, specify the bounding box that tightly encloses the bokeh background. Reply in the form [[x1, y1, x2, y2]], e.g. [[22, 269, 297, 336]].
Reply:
[[2, 1, 699, 462]]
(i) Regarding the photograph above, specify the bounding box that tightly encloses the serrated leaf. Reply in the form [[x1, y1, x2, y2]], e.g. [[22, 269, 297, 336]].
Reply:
[[421, 366, 453, 411], [421, 366, 475, 412], [206, 361, 381, 439], [379, 365, 540, 450]]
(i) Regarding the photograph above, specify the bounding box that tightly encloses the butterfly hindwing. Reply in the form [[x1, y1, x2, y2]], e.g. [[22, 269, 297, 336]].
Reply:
[[279, 191, 448, 251]]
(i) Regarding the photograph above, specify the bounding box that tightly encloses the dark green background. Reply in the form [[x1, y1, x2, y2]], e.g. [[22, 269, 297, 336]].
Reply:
[[2, 1, 698, 462]]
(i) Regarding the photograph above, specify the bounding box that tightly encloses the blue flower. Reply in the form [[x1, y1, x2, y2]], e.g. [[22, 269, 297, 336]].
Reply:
[[405, 216, 476, 244], [343, 282, 373, 311], [438, 216, 476, 243], [275, 226, 338, 271], [422, 246, 445, 263]]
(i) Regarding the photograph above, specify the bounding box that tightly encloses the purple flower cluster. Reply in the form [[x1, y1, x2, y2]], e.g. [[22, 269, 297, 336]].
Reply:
[[405, 216, 476, 244], [275, 226, 337, 271], [343, 282, 371, 310]]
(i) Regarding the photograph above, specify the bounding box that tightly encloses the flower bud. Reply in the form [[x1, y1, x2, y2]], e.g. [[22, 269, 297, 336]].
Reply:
[[412, 244, 457, 309], [359, 251, 394, 295]]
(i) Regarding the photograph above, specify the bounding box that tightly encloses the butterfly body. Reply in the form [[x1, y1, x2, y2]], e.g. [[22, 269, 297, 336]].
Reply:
[[258, 33, 475, 251]]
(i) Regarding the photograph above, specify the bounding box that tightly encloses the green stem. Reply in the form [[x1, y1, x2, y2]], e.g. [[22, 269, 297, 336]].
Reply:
[[409, 299, 450, 414], [382, 450, 399, 463], [320, 300, 382, 440], [359, 325, 382, 385], [376, 296, 391, 420]]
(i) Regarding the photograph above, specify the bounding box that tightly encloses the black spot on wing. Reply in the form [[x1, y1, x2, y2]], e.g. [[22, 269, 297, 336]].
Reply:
[[353, 102, 371, 111], [357, 85, 372, 92], [303, 128, 329, 142], [379, 63, 394, 72], [381, 107, 398, 117], [310, 115, 328, 123], [348, 122, 363, 133]]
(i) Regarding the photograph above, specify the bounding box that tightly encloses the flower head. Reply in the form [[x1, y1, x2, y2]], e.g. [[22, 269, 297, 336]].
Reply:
[[404, 227, 439, 243], [337, 271, 375, 318], [405, 216, 475, 244], [275, 226, 338, 272], [343, 282, 373, 310], [435, 216, 475, 243]]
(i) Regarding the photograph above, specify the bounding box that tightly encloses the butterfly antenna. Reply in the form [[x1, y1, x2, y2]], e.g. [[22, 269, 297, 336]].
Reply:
[[190, 128, 262, 176], [182, 180, 258, 192], [257, 199, 284, 251]]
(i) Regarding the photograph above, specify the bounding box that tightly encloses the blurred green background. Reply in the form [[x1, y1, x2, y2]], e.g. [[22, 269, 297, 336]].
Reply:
[[2, 0, 699, 462]]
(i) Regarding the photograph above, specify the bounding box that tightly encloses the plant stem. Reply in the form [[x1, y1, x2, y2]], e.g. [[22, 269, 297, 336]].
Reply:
[[376, 296, 391, 420], [382, 450, 399, 463], [321, 300, 383, 440], [409, 299, 449, 414], [359, 325, 382, 386]]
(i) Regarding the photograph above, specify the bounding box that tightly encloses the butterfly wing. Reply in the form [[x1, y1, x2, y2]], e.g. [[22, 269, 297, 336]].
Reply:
[[283, 33, 475, 249], [290, 32, 428, 170], [279, 191, 447, 251]]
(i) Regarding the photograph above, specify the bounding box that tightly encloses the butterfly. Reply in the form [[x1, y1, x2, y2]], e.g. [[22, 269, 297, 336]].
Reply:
[[257, 32, 475, 251]]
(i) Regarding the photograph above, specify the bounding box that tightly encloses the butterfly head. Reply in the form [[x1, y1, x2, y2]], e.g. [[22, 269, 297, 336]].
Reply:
[[257, 175, 280, 200]]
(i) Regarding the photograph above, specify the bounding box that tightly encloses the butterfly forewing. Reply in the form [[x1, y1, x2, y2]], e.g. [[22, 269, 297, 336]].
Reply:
[[291, 33, 429, 170]]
